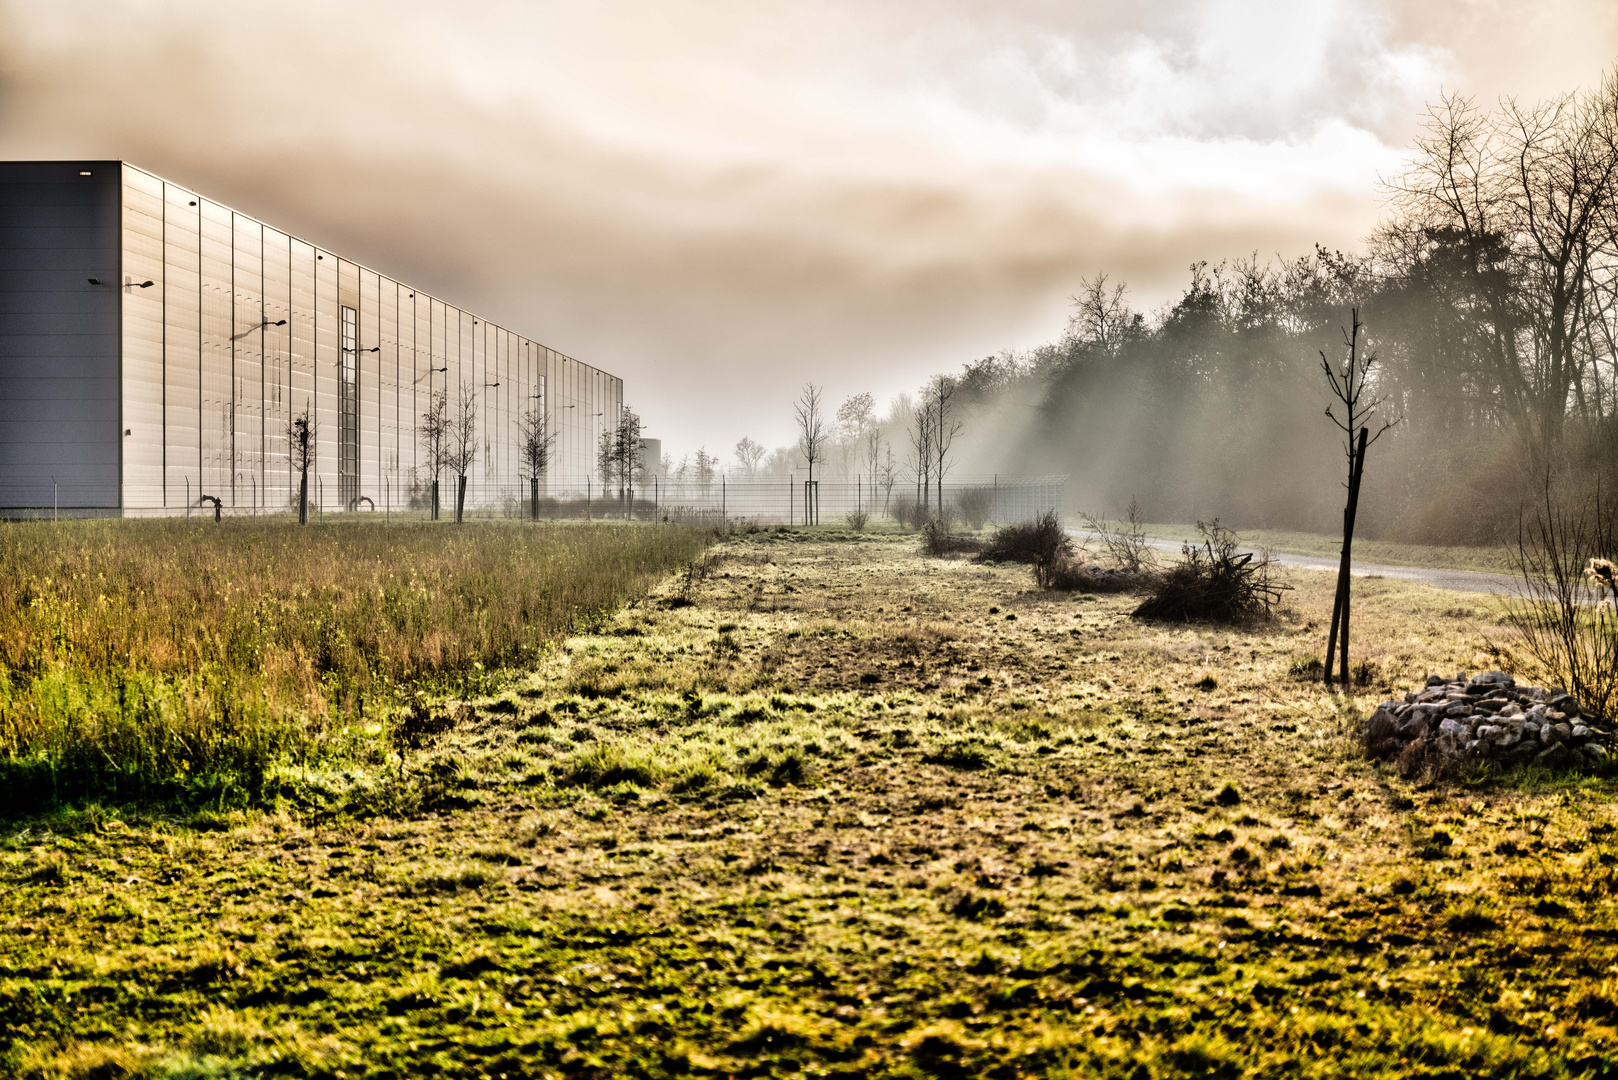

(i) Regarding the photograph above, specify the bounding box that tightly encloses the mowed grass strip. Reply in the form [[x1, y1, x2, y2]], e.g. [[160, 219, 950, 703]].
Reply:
[[0, 519, 708, 807]]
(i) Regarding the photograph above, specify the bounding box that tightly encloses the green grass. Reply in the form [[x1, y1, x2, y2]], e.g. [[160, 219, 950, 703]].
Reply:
[[1132, 521, 1520, 575], [0, 518, 708, 809], [2, 530, 1616, 1077]]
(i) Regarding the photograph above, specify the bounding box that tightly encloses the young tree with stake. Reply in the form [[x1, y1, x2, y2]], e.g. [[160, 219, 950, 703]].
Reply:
[[518, 402, 556, 520], [927, 375, 963, 514], [794, 384, 826, 524], [448, 381, 479, 524], [418, 390, 449, 521], [288, 405, 315, 525], [1321, 309, 1400, 685]]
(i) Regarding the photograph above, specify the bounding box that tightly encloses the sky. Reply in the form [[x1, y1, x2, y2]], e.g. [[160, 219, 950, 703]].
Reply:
[[2, 0, 1616, 457]]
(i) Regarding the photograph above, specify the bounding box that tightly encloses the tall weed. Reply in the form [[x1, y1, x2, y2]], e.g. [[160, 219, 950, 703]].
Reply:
[[0, 519, 706, 808]]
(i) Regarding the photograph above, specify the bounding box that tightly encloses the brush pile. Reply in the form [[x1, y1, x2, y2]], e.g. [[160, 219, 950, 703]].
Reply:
[[1365, 670, 1613, 773], [976, 510, 1071, 566], [1132, 522, 1286, 623]]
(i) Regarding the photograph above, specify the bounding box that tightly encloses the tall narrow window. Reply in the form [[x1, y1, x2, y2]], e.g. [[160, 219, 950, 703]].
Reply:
[[340, 305, 359, 507]]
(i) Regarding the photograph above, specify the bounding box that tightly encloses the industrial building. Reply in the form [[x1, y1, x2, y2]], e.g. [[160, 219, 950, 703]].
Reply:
[[0, 160, 622, 515]]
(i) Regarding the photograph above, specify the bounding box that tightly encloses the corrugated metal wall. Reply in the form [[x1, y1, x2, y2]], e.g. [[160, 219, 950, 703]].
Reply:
[[114, 162, 618, 514]]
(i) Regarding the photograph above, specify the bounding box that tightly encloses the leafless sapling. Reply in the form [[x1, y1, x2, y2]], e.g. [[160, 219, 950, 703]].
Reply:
[[927, 374, 963, 514], [794, 383, 826, 523], [1321, 309, 1400, 685], [518, 402, 557, 520], [907, 398, 933, 515], [418, 389, 449, 521], [448, 381, 479, 524], [288, 404, 315, 525], [612, 408, 643, 517]]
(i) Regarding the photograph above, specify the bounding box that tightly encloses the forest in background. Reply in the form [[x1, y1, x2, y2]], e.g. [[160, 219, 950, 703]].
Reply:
[[692, 68, 1618, 547]]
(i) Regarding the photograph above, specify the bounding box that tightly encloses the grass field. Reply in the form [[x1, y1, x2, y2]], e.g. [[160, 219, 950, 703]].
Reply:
[[0, 519, 709, 809], [3, 528, 1617, 1078], [1129, 522, 1518, 576]]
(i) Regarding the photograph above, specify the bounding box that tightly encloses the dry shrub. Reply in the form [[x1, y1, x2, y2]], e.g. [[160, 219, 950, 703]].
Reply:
[[1132, 521, 1288, 624], [953, 486, 995, 530], [977, 510, 1071, 566], [1079, 496, 1157, 573], [1487, 483, 1618, 722], [845, 508, 870, 531], [922, 519, 984, 558]]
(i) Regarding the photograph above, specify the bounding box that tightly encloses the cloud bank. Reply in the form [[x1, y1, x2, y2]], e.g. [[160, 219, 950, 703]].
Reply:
[[2, 0, 1614, 453]]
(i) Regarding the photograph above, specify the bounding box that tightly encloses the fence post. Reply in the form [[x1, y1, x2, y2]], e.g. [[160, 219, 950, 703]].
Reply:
[[252, 475, 257, 518], [52, 477, 57, 522], [722, 475, 726, 521], [654, 476, 659, 518], [789, 474, 794, 526], [586, 477, 591, 521]]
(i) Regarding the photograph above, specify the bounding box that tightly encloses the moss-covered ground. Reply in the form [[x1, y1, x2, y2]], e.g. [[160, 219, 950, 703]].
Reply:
[[5, 530, 1617, 1078]]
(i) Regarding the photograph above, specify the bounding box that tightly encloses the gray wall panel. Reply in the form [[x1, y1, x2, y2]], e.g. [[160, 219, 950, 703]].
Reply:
[[0, 161, 120, 507]]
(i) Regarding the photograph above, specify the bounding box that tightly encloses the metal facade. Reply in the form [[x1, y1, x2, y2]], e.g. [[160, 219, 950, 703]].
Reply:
[[0, 160, 624, 515]]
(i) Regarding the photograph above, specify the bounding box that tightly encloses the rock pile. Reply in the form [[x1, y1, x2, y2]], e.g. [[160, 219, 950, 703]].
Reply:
[[1365, 671, 1612, 771]]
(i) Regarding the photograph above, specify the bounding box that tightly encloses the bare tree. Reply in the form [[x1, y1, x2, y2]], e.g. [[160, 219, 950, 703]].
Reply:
[[926, 375, 964, 513], [288, 403, 315, 525], [418, 389, 449, 521], [596, 426, 617, 491], [518, 402, 556, 520], [794, 383, 826, 523], [835, 391, 875, 477], [612, 408, 643, 517], [1321, 310, 1401, 685], [734, 436, 765, 476], [447, 380, 479, 524], [692, 447, 715, 497], [1067, 274, 1137, 356], [907, 397, 933, 513], [863, 424, 884, 501], [880, 441, 897, 511], [1379, 76, 1618, 444]]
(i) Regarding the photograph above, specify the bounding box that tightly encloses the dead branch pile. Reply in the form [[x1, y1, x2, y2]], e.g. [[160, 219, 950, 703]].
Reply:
[[1132, 521, 1288, 624], [1039, 555, 1156, 593]]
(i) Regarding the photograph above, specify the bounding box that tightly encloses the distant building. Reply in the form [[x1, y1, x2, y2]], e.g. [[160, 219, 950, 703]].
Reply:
[[0, 160, 623, 515], [639, 438, 661, 480]]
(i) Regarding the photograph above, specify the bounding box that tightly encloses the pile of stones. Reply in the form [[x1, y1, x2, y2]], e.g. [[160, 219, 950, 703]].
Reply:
[[1365, 670, 1612, 770]]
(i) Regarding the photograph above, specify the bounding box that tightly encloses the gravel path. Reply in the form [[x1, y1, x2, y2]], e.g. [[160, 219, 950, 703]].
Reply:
[[1074, 531, 1522, 597]]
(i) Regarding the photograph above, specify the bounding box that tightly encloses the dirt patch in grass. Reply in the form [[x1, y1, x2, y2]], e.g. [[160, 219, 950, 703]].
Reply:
[[3, 531, 1617, 1077]]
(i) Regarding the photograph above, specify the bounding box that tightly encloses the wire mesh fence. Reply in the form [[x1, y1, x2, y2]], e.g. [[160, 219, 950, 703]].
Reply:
[[0, 474, 1066, 525]]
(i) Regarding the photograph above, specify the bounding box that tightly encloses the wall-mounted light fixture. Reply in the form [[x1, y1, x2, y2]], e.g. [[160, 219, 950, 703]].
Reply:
[[87, 278, 104, 286], [80, 170, 92, 176], [188, 200, 197, 207], [124, 280, 155, 290], [262, 319, 287, 327]]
